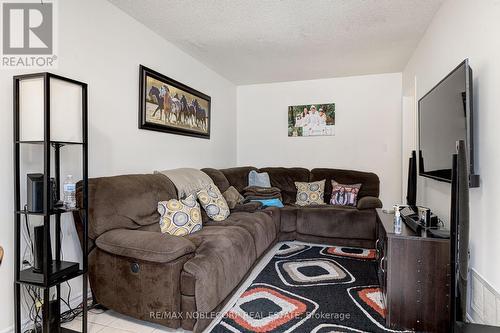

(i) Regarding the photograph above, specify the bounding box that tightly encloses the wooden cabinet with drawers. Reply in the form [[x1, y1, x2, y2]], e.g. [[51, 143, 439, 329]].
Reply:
[[376, 209, 450, 333]]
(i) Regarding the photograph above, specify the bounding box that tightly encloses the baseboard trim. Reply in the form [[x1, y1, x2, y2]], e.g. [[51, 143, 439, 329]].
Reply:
[[468, 268, 500, 326]]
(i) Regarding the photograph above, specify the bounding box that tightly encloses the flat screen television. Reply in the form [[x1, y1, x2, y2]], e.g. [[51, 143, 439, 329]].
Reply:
[[418, 59, 479, 187]]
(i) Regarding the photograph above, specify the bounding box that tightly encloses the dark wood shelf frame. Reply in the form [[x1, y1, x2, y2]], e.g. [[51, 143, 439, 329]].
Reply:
[[13, 72, 89, 333], [17, 261, 83, 288], [16, 207, 83, 216], [16, 140, 84, 146]]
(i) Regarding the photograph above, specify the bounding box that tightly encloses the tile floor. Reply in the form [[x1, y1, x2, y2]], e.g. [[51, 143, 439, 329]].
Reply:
[[62, 242, 282, 333], [62, 309, 189, 333]]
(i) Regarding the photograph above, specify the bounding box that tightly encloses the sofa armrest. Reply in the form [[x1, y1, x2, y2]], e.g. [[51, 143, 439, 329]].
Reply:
[[357, 196, 383, 210], [95, 229, 196, 263]]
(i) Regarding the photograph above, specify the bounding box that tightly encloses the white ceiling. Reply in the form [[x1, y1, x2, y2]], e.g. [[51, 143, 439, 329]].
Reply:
[[109, 0, 443, 84]]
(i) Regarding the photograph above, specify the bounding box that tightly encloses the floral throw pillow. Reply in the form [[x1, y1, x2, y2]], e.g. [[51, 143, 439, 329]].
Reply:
[[294, 180, 326, 206], [330, 180, 362, 207], [196, 184, 230, 221], [158, 194, 202, 236]]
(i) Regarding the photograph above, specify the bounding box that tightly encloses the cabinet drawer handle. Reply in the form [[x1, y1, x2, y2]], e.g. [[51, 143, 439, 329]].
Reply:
[[380, 255, 386, 274]]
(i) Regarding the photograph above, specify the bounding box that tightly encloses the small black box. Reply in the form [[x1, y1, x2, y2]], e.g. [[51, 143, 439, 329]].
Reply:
[[27, 174, 57, 213]]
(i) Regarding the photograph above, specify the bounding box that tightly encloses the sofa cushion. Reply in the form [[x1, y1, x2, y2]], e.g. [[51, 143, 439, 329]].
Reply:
[[197, 184, 230, 221], [78, 174, 178, 240], [220, 166, 258, 193], [95, 229, 196, 263], [296, 206, 376, 240], [259, 167, 310, 204], [158, 194, 202, 236], [206, 211, 277, 258], [294, 179, 326, 206], [330, 180, 362, 207], [183, 226, 257, 313], [280, 205, 298, 233], [309, 168, 380, 203], [201, 168, 231, 193], [222, 186, 244, 209], [357, 196, 383, 210]]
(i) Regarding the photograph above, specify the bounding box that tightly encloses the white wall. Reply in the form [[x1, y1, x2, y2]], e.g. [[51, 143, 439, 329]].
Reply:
[[237, 73, 402, 208], [402, 0, 500, 323], [0, 0, 237, 331]]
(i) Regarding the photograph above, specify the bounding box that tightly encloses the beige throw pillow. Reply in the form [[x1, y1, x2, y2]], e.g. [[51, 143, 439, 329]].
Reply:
[[294, 179, 326, 206], [158, 194, 202, 236], [197, 184, 230, 221]]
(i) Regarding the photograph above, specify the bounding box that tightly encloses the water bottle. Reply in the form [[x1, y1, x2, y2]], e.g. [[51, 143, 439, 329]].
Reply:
[[394, 205, 402, 234], [63, 175, 76, 209]]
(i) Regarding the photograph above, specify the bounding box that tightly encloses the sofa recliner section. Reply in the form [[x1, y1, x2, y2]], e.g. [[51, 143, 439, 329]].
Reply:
[[259, 167, 310, 204], [182, 225, 257, 314], [88, 247, 191, 328]]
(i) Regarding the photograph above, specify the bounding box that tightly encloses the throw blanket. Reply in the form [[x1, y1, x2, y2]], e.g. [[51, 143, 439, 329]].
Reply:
[[243, 186, 282, 201], [155, 168, 213, 199]]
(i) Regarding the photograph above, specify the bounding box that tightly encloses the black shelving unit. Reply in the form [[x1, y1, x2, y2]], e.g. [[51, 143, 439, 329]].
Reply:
[[13, 73, 88, 333]]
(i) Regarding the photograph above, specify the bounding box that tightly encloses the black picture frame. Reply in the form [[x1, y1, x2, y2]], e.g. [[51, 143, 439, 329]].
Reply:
[[139, 65, 211, 139]]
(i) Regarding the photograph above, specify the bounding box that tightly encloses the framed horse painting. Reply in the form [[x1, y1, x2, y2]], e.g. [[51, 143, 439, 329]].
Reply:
[[139, 65, 211, 139]]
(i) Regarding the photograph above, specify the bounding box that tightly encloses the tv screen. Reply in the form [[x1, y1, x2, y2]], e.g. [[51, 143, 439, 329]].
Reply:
[[418, 60, 474, 183]]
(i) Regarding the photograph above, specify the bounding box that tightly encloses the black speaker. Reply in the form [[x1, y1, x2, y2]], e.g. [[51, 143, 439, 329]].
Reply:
[[48, 299, 60, 332], [27, 174, 57, 213], [33, 225, 52, 274], [407, 150, 417, 209]]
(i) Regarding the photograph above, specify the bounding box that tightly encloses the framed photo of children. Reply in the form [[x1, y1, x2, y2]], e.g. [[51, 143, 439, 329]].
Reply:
[[288, 103, 335, 137], [139, 65, 211, 139]]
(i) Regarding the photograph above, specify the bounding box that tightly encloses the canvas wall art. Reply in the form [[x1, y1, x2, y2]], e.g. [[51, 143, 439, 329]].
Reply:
[[288, 103, 335, 137], [139, 65, 211, 139]]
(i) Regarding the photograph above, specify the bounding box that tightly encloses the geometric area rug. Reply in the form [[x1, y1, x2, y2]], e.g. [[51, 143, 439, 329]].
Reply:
[[208, 242, 412, 333]]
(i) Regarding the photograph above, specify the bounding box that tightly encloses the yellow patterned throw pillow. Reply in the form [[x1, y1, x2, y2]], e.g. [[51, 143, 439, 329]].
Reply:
[[196, 184, 230, 221], [294, 179, 326, 206], [158, 194, 202, 236]]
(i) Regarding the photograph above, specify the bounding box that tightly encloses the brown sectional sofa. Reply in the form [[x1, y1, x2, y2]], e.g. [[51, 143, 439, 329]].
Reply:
[[74, 167, 382, 332]]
